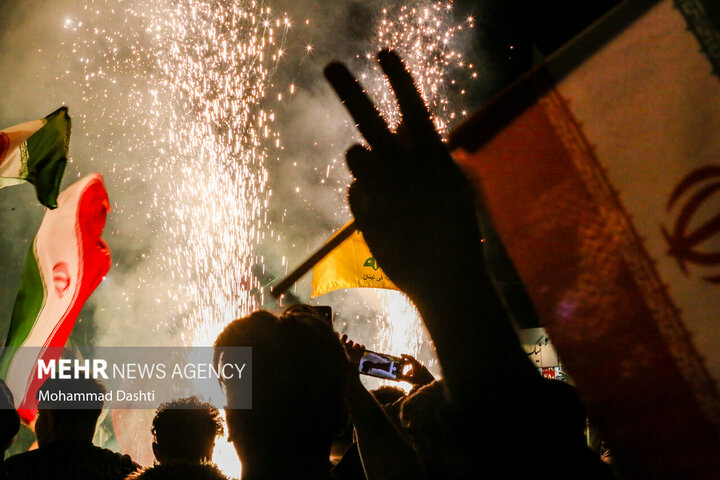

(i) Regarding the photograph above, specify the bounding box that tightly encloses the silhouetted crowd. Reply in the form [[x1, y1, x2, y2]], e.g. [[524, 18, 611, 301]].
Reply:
[[0, 51, 618, 479]]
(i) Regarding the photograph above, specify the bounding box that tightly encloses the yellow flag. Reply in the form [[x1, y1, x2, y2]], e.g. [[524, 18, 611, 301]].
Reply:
[[311, 221, 399, 297]]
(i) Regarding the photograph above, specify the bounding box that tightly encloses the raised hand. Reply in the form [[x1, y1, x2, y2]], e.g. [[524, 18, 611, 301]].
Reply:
[[340, 333, 366, 366], [324, 50, 483, 305], [400, 354, 435, 386]]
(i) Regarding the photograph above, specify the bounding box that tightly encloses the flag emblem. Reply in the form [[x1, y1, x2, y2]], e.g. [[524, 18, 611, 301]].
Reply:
[[363, 257, 379, 270], [661, 165, 720, 283]]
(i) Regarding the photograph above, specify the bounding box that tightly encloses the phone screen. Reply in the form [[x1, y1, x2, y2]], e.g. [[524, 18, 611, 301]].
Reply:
[[358, 350, 405, 380]]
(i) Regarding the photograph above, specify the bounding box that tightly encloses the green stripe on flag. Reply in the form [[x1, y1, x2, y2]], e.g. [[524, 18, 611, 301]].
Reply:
[[0, 243, 46, 379], [24, 107, 70, 209], [675, 0, 720, 78]]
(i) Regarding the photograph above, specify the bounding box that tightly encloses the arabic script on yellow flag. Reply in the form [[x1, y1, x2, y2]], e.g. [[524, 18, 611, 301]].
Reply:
[[311, 221, 399, 298]]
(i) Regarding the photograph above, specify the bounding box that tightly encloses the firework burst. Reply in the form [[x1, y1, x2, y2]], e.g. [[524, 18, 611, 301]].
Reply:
[[66, 0, 288, 347]]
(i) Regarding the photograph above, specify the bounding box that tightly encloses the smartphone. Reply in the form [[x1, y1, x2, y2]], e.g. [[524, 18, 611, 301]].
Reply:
[[314, 306, 333, 325], [358, 350, 409, 381]]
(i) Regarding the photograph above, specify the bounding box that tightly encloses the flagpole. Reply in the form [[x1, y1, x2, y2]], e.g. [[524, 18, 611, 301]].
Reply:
[[270, 220, 357, 299]]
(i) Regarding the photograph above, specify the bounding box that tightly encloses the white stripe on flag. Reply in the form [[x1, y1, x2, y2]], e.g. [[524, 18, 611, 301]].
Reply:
[[0, 118, 45, 170]]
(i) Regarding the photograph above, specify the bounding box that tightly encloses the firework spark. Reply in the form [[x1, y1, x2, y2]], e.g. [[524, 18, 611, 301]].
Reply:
[[363, 1, 475, 134], [152, 1, 288, 346]]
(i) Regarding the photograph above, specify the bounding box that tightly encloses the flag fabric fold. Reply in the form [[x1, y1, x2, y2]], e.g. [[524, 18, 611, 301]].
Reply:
[[0, 174, 111, 422], [311, 221, 398, 297], [0, 107, 71, 208], [448, 0, 720, 476]]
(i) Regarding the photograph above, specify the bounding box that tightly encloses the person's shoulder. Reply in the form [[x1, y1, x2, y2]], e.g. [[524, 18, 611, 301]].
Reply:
[[126, 463, 230, 480], [4, 445, 62, 479], [4, 447, 44, 467], [87, 443, 141, 470], [5, 441, 140, 480]]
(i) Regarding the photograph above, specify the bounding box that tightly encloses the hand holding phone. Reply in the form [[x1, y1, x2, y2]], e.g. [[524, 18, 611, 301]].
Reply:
[[340, 334, 431, 383], [358, 350, 408, 381], [340, 334, 366, 366], [399, 354, 435, 386]]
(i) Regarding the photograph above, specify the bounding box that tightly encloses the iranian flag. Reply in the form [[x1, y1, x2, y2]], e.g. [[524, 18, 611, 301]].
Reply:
[[0, 107, 70, 209], [449, 0, 720, 477], [0, 174, 111, 422]]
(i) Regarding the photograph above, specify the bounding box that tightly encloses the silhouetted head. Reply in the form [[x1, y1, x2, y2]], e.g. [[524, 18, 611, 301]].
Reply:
[[151, 396, 224, 464], [214, 305, 348, 471], [370, 385, 406, 427], [0, 380, 20, 451], [401, 380, 469, 478], [34, 377, 105, 447], [370, 385, 406, 406], [540, 379, 588, 446]]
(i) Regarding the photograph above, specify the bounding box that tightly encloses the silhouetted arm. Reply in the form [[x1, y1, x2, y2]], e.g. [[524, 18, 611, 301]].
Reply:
[[340, 335, 425, 480]]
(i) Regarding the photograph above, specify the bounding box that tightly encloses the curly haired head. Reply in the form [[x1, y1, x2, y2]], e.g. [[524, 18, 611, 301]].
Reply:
[[151, 396, 224, 464]]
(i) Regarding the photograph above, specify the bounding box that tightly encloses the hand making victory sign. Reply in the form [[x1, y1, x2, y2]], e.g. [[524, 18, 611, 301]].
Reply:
[[323, 50, 484, 304]]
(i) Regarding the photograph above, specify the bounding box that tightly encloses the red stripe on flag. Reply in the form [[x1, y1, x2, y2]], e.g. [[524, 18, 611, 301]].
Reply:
[[48, 174, 111, 348], [0, 132, 9, 166]]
